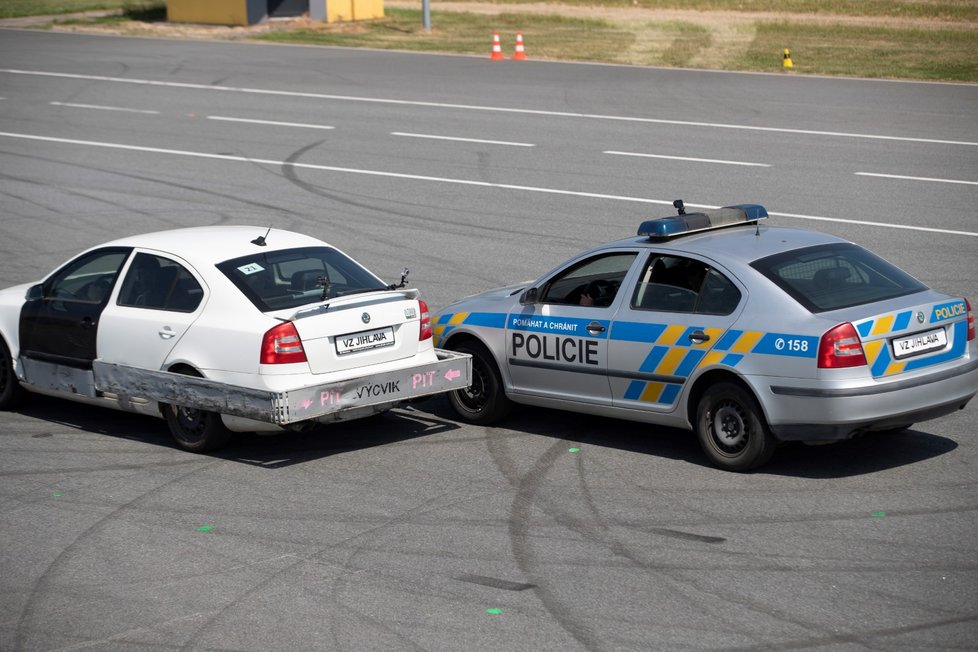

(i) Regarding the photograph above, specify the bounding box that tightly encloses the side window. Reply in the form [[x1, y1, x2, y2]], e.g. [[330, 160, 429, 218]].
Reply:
[[539, 253, 637, 307], [44, 249, 130, 304], [117, 253, 203, 313], [696, 269, 742, 315], [631, 255, 740, 315]]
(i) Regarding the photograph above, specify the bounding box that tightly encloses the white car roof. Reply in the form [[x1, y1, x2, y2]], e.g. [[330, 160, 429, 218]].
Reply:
[[101, 225, 328, 267]]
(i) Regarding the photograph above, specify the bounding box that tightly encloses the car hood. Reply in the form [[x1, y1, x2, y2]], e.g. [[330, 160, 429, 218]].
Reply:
[[437, 282, 529, 313]]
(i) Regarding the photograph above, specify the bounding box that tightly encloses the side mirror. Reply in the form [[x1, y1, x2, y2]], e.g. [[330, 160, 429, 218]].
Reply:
[[519, 287, 538, 305], [25, 284, 42, 301]]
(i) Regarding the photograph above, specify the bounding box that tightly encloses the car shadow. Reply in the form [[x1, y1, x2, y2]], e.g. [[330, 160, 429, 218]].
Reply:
[[13, 396, 461, 469], [418, 398, 958, 478]]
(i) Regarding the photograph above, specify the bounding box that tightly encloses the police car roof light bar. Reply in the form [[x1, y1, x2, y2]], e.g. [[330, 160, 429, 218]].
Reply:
[[638, 203, 768, 240]]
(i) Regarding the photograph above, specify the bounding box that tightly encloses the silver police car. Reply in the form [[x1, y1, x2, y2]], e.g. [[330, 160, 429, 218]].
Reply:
[[433, 202, 978, 471]]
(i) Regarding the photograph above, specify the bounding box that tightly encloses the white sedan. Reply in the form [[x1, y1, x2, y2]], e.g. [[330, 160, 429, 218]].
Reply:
[[0, 226, 470, 451]]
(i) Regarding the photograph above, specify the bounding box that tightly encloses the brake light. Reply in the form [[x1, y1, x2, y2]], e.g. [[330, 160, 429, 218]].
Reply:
[[818, 322, 867, 369], [261, 322, 307, 364], [967, 298, 975, 341], [418, 299, 432, 341]]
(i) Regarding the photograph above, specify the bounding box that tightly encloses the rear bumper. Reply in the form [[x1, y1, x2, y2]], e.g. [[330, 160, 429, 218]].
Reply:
[[93, 349, 472, 425], [760, 358, 978, 442]]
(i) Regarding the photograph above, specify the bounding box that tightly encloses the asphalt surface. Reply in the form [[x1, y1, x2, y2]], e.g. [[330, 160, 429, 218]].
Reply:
[[1, 29, 976, 651]]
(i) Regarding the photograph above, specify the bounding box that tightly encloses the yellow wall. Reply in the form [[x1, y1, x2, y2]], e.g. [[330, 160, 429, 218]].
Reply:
[[327, 0, 384, 23], [167, 0, 250, 26]]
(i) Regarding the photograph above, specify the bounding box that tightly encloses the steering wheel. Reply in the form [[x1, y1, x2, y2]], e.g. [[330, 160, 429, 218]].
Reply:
[[584, 279, 612, 302]]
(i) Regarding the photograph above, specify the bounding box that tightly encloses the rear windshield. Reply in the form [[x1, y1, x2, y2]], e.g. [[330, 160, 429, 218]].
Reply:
[[750, 243, 927, 313], [217, 246, 386, 311]]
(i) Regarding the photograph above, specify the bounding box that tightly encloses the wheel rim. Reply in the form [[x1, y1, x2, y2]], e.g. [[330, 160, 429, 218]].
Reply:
[[710, 399, 749, 454], [172, 405, 207, 443], [454, 357, 490, 414]]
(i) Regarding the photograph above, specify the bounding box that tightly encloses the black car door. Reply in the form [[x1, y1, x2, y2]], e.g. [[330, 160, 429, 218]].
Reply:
[[19, 248, 131, 368]]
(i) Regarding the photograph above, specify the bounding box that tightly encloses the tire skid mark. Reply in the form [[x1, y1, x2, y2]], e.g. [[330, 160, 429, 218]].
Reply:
[[278, 144, 557, 285], [320, 487, 495, 650], [13, 458, 221, 650], [178, 487, 476, 651], [489, 435, 851, 648], [567, 449, 772, 645], [496, 437, 603, 650], [715, 613, 978, 651]]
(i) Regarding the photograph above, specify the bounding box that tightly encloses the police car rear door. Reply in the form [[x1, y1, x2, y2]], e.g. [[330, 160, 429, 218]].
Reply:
[[507, 251, 640, 405], [608, 253, 744, 412]]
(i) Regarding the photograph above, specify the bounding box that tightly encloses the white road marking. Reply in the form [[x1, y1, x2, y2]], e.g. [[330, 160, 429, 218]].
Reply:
[[856, 172, 978, 186], [604, 150, 770, 167], [391, 132, 535, 147], [208, 115, 334, 130], [4, 69, 976, 147], [49, 101, 160, 114], [1, 130, 975, 238]]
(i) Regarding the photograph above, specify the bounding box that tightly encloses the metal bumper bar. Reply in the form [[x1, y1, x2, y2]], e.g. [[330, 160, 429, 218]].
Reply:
[[93, 349, 472, 425]]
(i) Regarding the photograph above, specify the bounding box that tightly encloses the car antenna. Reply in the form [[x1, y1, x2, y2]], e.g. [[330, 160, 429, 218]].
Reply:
[[251, 226, 272, 247], [673, 199, 685, 215], [387, 267, 410, 290]]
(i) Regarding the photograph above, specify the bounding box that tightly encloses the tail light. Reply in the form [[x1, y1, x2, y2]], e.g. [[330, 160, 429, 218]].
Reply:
[[261, 322, 307, 364], [967, 298, 975, 341], [418, 299, 433, 341], [818, 322, 867, 369]]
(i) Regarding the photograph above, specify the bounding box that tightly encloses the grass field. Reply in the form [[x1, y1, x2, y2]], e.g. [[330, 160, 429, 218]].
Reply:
[[5, 0, 977, 82]]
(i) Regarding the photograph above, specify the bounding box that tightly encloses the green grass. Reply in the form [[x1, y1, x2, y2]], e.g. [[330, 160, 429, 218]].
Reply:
[[433, 0, 978, 21], [0, 0, 161, 19], [737, 21, 978, 79]]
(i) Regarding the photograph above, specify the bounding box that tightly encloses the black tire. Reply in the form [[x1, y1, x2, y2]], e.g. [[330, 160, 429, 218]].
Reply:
[[162, 369, 232, 453], [447, 341, 511, 425], [0, 338, 27, 410], [695, 382, 776, 472]]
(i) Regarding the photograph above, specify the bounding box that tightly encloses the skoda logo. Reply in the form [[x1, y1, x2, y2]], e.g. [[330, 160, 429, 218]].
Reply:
[[361, 312, 371, 324], [916, 311, 925, 324]]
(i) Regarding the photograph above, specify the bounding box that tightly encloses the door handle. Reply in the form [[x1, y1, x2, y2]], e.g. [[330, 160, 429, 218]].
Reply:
[[586, 321, 606, 334], [158, 326, 176, 340], [79, 317, 94, 330], [688, 329, 710, 344]]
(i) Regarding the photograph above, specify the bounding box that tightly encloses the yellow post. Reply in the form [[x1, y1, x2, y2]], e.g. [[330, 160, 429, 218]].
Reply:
[[783, 48, 794, 69]]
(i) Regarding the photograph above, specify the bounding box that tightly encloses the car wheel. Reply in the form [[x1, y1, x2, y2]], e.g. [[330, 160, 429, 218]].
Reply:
[[448, 341, 511, 425], [162, 369, 231, 453], [695, 382, 776, 472], [0, 338, 27, 410]]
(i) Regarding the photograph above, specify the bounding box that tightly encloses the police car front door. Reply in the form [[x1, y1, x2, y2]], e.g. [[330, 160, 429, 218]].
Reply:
[[506, 252, 638, 406]]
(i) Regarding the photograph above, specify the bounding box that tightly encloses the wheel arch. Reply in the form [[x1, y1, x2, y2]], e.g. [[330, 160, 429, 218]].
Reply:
[[685, 369, 769, 427], [441, 329, 513, 392]]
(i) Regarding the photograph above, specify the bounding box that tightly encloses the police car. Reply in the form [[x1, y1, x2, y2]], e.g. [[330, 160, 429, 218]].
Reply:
[[433, 202, 977, 471], [0, 226, 470, 452]]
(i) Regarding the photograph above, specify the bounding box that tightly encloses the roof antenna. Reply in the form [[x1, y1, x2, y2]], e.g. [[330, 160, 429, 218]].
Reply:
[[673, 199, 686, 215], [251, 226, 271, 247]]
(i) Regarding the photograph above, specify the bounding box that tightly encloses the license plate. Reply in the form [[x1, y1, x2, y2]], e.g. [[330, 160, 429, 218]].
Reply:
[[891, 327, 947, 359], [336, 326, 395, 356]]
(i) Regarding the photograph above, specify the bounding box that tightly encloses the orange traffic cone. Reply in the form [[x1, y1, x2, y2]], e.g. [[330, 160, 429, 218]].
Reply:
[[489, 32, 506, 60], [513, 32, 527, 60]]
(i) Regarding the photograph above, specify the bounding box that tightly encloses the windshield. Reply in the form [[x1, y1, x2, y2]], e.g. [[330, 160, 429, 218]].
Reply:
[[750, 242, 927, 313], [217, 246, 387, 311]]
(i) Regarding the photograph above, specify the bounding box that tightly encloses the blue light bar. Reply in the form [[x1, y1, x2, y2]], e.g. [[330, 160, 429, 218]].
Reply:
[[638, 203, 768, 239]]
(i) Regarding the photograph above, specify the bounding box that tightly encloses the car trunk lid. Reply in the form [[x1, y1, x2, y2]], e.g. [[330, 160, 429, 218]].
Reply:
[[852, 297, 970, 379], [277, 290, 423, 374]]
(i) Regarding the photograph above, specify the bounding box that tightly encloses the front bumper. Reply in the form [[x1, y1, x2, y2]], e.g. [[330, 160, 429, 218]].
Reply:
[[93, 349, 472, 425]]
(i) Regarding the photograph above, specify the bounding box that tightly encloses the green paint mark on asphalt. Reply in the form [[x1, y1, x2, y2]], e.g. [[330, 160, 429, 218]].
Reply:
[[196, 525, 214, 532], [568, 447, 580, 453], [52, 492, 62, 497], [486, 608, 502, 615], [871, 511, 886, 518]]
